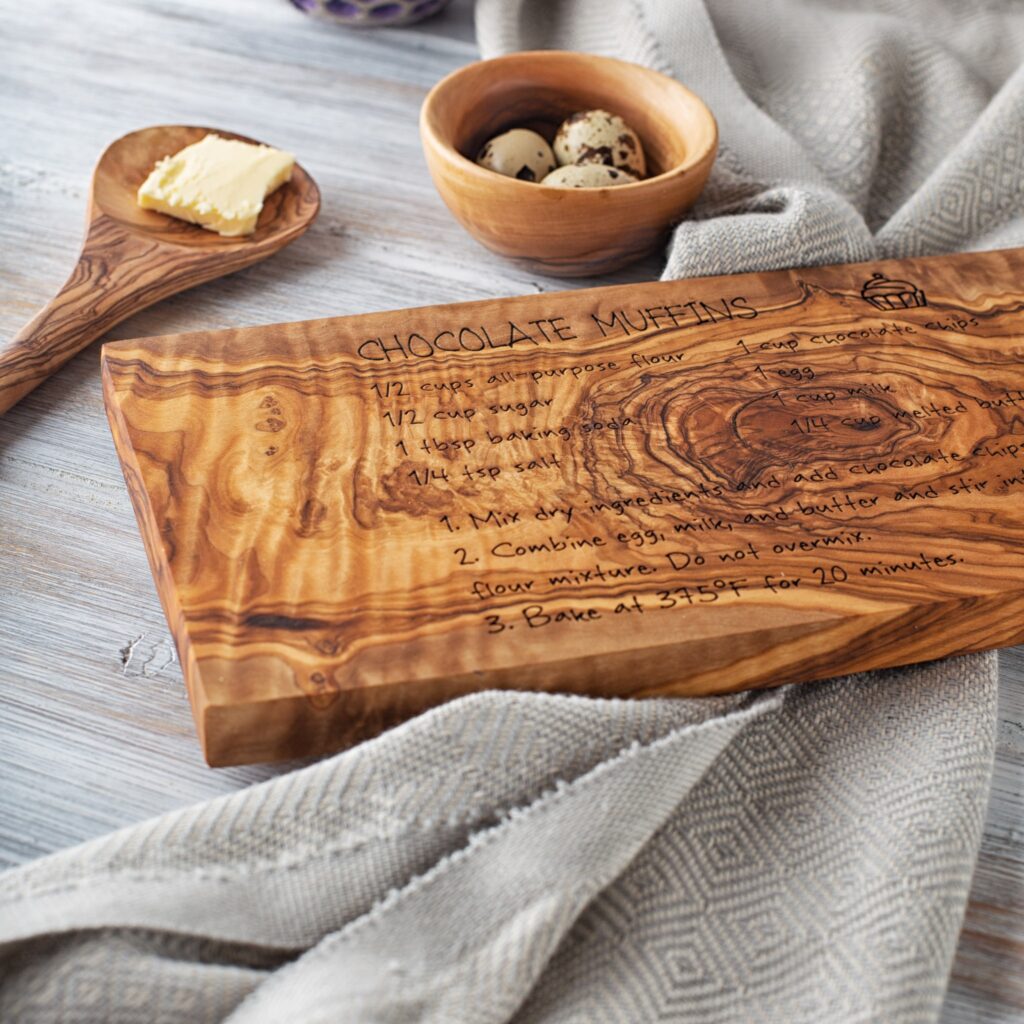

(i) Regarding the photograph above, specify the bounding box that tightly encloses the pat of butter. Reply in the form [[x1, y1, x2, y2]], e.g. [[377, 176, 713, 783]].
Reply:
[[137, 133, 295, 237]]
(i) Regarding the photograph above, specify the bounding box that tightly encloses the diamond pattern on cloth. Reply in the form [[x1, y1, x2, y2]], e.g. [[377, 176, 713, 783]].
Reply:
[[0, 664, 998, 1023]]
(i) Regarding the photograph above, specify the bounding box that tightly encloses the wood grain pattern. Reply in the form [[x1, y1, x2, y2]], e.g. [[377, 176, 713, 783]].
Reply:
[[420, 51, 717, 276], [1, 3, 1021, 1017], [103, 246, 1024, 766], [0, 125, 320, 415]]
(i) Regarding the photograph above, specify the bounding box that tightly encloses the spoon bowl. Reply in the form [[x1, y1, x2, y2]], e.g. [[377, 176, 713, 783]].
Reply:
[[93, 125, 316, 249], [0, 124, 320, 415]]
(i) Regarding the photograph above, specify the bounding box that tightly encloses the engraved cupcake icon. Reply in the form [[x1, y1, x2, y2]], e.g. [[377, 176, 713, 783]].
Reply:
[[860, 271, 927, 310]]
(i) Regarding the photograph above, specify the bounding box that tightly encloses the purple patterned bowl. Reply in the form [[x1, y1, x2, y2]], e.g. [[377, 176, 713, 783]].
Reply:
[[289, 0, 452, 26]]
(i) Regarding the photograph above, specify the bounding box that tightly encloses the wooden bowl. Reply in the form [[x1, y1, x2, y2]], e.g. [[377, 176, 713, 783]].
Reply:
[[419, 51, 718, 277]]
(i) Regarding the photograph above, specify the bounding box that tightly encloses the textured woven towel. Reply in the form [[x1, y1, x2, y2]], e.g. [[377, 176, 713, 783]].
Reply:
[[3, 0, 1023, 1020]]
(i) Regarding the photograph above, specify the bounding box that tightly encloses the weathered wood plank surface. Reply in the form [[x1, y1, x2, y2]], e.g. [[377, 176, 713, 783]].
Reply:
[[0, 0, 1020, 1018]]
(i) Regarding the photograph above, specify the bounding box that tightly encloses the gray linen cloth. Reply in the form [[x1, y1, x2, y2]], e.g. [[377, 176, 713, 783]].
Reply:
[[3, 0, 1023, 1020]]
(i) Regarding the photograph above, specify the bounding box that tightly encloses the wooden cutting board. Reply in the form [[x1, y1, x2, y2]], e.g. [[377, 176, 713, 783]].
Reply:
[[103, 247, 1024, 766]]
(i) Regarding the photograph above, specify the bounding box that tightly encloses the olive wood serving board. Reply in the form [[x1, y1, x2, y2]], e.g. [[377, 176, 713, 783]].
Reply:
[[103, 247, 1024, 766]]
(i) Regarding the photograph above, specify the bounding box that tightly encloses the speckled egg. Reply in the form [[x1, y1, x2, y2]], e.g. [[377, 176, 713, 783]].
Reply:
[[540, 164, 638, 189], [553, 109, 646, 178], [476, 129, 557, 183]]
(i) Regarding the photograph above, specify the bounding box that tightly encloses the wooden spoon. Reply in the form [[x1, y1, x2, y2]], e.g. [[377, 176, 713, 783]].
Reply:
[[0, 125, 320, 416]]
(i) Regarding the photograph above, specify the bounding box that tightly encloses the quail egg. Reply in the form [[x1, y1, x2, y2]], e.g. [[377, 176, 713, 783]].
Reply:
[[553, 109, 646, 178], [541, 164, 638, 189], [476, 128, 557, 182]]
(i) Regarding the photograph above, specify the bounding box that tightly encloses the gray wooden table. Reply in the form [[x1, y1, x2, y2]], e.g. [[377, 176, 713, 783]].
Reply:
[[1, 0, 1021, 1018]]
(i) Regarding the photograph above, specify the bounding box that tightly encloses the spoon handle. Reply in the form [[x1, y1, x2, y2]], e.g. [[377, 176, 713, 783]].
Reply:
[[0, 225, 157, 416]]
